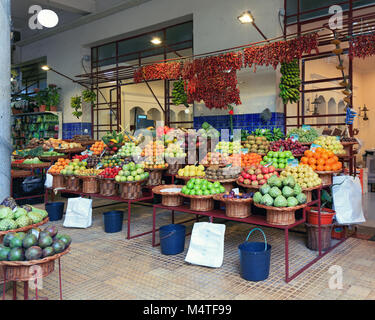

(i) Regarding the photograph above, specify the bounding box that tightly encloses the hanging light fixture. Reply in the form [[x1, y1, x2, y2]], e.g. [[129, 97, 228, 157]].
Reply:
[[359, 105, 369, 121], [310, 95, 321, 115], [238, 11, 254, 24], [37, 9, 59, 28], [150, 37, 162, 45], [41, 65, 50, 71]]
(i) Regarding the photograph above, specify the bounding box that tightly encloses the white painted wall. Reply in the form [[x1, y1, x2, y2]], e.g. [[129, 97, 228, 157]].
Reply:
[[16, 0, 284, 123]]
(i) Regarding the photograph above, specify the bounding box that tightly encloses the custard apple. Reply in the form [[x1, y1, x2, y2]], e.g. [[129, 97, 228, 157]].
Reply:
[[14, 207, 28, 219], [0, 219, 11, 231], [27, 211, 43, 224], [8, 220, 17, 230], [0, 206, 13, 219], [16, 215, 32, 228]]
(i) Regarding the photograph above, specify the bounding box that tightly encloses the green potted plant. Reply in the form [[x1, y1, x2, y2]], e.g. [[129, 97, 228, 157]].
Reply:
[[82, 89, 96, 104], [46, 84, 61, 111], [71, 96, 82, 119], [33, 88, 48, 112]]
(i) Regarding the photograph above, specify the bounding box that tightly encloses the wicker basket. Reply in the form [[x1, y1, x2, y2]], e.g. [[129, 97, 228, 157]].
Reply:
[[118, 179, 146, 200], [182, 194, 214, 212], [341, 141, 357, 157], [303, 184, 322, 203], [0, 248, 70, 282], [213, 194, 252, 218], [166, 162, 183, 175], [0, 218, 49, 243], [145, 168, 166, 186], [51, 173, 65, 189], [152, 185, 183, 207], [306, 223, 333, 251], [98, 178, 117, 197], [315, 170, 341, 187], [79, 176, 99, 194], [254, 203, 307, 226], [54, 147, 85, 154], [65, 175, 81, 192], [40, 155, 68, 162], [12, 162, 52, 170], [236, 181, 260, 193]]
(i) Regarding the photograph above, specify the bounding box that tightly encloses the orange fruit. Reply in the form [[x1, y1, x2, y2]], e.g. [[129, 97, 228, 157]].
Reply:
[[332, 163, 340, 171], [308, 158, 317, 165], [301, 157, 309, 164], [327, 151, 334, 158], [317, 158, 325, 166], [313, 152, 321, 160], [333, 156, 339, 162], [305, 150, 313, 158], [326, 158, 335, 165], [310, 164, 317, 171], [316, 147, 324, 153], [324, 165, 332, 171], [317, 165, 325, 171]]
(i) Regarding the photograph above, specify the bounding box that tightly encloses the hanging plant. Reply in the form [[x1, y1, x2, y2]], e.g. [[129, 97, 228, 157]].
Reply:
[[82, 89, 97, 103], [71, 96, 82, 119]]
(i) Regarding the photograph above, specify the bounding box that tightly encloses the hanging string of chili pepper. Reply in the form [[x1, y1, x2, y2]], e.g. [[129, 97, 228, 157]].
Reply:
[[349, 33, 375, 59]]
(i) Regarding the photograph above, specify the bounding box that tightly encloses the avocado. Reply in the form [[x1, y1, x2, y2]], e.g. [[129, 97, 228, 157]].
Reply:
[[3, 232, 16, 247], [0, 246, 11, 260], [22, 234, 37, 249], [27, 228, 41, 240], [39, 231, 50, 239], [8, 247, 24, 261], [52, 240, 65, 253], [42, 246, 55, 258], [59, 235, 72, 248], [9, 237, 23, 249], [15, 232, 27, 240], [25, 246, 43, 261], [38, 235, 53, 249], [44, 225, 58, 238]]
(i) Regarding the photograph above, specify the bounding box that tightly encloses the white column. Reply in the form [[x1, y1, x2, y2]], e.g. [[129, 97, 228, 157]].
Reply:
[[0, 0, 11, 201]]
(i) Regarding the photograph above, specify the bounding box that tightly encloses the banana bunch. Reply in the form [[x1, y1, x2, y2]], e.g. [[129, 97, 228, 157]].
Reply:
[[279, 59, 300, 104], [172, 79, 188, 107], [251, 128, 285, 141]]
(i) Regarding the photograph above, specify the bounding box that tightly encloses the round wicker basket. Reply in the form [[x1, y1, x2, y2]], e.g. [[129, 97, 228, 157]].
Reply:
[[302, 184, 322, 202], [181, 194, 215, 212], [54, 147, 86, 154], [152, 185, 184, 207], [0, 247, 70, 282], [117, 178, 147, 200], [78, 176, 99, 194], [315, 170, 342, 186], [213, 194, 252, 218], [145, 168, 167, 186], [165, 162, 183, 175], [0, 217, 49, 242], [98, 177, 117, 197], [50, 173, 65, 189], [253, 203, 307, 226], [64, 175, 81, 192]]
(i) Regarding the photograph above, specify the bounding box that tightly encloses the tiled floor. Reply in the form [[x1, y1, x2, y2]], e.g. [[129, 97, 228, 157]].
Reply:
[[2, 198, 375, 300]]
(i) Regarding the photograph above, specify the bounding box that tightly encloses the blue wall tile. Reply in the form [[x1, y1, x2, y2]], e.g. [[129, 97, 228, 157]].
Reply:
[[63, 122, 92, 139]]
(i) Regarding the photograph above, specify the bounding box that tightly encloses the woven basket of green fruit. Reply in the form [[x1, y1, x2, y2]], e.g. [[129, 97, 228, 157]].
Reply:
[[213, 193, 252, 218]]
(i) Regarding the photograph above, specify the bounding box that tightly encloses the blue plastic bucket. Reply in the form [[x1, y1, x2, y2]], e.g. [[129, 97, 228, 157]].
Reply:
[[103, 211, 124, 233], [45, 202, 64, 221], [160, 224, 186, 255], [238, 228, 271, 281]]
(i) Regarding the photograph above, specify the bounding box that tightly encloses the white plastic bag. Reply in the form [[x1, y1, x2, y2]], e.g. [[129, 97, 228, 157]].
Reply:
[[332, 175, 365, 224], [185, 222, 226, 268], [63, 197, 92, 228], [44, 173, 53, 188]]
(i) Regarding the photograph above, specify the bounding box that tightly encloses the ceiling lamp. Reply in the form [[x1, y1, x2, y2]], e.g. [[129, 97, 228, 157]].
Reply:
[[37, 9, 59, 28], [150, 37, 162, 45], [41, 65, 50, 71], [238, 11, 254, 24]]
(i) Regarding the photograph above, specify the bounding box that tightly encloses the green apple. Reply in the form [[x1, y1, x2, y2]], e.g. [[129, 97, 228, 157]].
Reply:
[[127, 176, 134, 182]]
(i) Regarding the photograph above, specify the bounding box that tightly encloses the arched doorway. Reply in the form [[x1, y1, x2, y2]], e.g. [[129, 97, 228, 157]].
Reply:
[[338, 100, 346, 124], [147, 108, 162, 125], [316, 95, 326, 130]]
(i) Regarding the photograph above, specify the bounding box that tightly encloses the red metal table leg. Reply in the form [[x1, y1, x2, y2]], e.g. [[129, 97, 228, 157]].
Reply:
[[24, 281, 28, 300], [34, 276, 38, 300], [285, 228, 289, 283]]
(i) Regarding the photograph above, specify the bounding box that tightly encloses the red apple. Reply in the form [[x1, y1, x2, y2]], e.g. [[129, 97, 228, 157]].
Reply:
[[247, 169, 255, 175], [261, 167, 269, 174], [268, 166, 275, 173], [250, 165, 257, 171], [257, 174, 264, 180], [255, 169, 262, 175], [259, 179, 266, 185], [244, 179, 250, 185], [251, 180, 259, 186], [251, 175, 257, 181], [264, 174, 270, 180], [238, 176, 244, 183], [241, 171, 247, 178]]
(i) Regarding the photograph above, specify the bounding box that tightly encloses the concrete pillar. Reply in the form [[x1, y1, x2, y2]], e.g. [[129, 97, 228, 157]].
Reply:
[[0, 0, 11, 202]]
